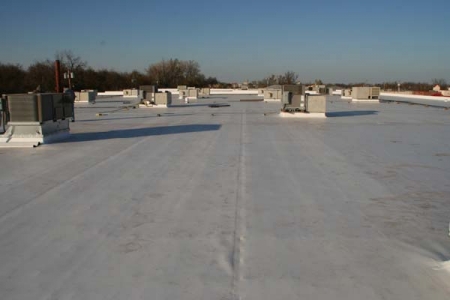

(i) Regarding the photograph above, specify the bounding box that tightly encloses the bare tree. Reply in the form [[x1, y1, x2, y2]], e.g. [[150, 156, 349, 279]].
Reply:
[[431, 78, 448, 89], [55, 50, 87, 71], [278, 71, 299, 85], [54, 50, 87, 89], [263, 74, 277, 86], [257, 72, 299, 87], [147, 59, 206, 87]]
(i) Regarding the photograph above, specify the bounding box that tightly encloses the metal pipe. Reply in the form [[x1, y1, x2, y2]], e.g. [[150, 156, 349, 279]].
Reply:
[[55, 60, 62, 93]]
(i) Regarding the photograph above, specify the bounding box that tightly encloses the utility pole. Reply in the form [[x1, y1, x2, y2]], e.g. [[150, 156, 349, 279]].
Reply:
[[64, 70, 74, 89]]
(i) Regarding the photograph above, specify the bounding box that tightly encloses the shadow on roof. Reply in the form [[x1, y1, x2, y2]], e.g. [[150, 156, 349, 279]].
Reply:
[[63, 124, 221, 143], [78, 113, 194, 122], [205, 96, 227, 99], [326, 110, 378, 118], [169, 103, 215, 107]]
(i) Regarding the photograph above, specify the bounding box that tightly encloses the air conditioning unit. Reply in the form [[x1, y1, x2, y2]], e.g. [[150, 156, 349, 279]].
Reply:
[[1, 93, 72, 146], [282, 92, 305, 112], [264, 89, 282, 100], [140, 85, 158, 93], [200, 88, 210, 98], [187, 88, 198, 99], [352, 87, 380, 100], [283, 84, 304, 95], [8, 93, 72, 122], [154, 92, 172, 106], [305, 95, 326, 113]]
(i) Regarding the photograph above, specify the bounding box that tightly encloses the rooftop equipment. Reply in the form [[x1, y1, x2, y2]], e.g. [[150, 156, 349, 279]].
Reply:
[[0, 96, 9, 133], [283, 85, 304, 95], [264, 88, 283, 100], [199, 88, 210, 98], [123, 89, 139, 97], [0, 93, 73, 146], [76, 90, 97, 103], [140, 85, 158, 93], [187, 88, 199, 99], [281, 85, 305, 112], [179, 88, 188, 99], [178, 87, 197, 100], [281, 86, 326, 114], [342, 89, 352, 99], [139, 85, 158, 103], [352, 87, 380, 101], [307, 85, 327, 94], [305, 95, 326, 113], [7, 93, 73, 122], [154, 92, 172, 107]]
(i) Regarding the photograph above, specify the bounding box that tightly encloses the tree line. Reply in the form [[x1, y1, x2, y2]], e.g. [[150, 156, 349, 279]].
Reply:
[[331, 80, 446, 91], [0, 51, 221, 94], [146, 59, 219, 88], [250, 71, 447, 91], [250, 71, 300, 88], [0, 51, 447, 94]]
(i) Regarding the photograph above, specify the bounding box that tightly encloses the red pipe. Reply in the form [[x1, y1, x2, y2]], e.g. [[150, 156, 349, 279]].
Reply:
[[55, 60, 62, 93]]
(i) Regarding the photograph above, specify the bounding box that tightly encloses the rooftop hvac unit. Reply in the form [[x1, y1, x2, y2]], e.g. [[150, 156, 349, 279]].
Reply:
[[139, 85, 158, 93], [264, 89, 282, 100], [1, 93, 72, 146], [178, 89, 188, 99], [75, 91, 96, 103], [200, 88, 210, 97], [305, 95, 326, 113], [0, 97, 7, 111], [139, 85, 159, 102], [154, 92, 172, 106], [282, 91, 292, 105], [7, 93, 72, 123], [282, 92, 304, 112], [0, 97, 8, 132], [352, 87, 380, 100], [187, 88, 198, 98], [342, 89, 352, 97], [283, 85, 304, 95]]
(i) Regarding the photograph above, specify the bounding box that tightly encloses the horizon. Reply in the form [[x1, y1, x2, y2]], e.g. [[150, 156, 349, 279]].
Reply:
[[0, 0, 449, 84]]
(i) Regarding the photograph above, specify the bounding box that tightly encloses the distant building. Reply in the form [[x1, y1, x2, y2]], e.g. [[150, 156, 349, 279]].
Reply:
[[433, 85, 441, 91], [240, 81, 249, 90]]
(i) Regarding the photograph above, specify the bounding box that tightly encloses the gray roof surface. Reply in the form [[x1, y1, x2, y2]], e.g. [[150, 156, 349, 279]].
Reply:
[[1, 95, 450, 299]]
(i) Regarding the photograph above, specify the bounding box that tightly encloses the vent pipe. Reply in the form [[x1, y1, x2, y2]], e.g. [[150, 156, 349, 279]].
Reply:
[[55, 60, 62, 93]]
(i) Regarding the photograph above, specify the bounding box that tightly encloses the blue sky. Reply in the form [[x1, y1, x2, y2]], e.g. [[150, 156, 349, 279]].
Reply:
[[0, 0, 449, 83]]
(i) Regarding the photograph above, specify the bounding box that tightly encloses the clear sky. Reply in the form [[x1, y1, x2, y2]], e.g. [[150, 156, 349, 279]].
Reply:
[[0, 0, 449, 83]]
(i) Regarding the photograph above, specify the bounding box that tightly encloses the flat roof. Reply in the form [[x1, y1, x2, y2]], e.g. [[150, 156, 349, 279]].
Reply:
[[1, 95, 450, 299]]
